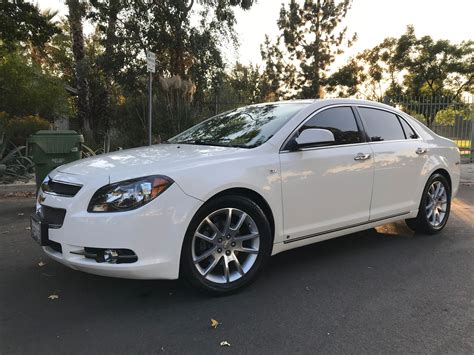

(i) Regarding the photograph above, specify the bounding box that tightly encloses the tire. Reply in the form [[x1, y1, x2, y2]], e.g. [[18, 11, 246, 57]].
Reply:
[[181, 195, 272, 295], [405, 173, 451, 234]]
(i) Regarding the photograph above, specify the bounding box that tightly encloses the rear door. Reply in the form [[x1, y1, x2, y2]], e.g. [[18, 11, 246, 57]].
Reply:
[[356, 106, 427, 220], [280, 106, 374, 241]]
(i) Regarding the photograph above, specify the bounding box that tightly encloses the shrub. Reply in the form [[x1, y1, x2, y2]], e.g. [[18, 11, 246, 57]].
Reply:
[[0, 112, 49, 146], [0, 52, 72, 120]]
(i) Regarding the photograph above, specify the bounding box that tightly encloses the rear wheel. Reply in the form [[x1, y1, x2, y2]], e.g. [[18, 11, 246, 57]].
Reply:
[[405, 173, 451, 234], [181, 195, 272, 294]]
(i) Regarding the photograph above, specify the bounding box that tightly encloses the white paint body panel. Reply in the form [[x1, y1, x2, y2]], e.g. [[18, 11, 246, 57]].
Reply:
[[279, 144, 374, 239], [368, 140, 428, 219], [39, 99, 460, 279]]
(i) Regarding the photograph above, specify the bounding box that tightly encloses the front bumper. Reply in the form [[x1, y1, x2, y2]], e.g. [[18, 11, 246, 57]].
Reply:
[[37, 171, 202, 280]]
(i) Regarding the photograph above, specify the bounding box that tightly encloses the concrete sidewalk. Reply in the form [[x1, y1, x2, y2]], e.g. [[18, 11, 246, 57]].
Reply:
[[0, 181, 36, 196], [461, 163, 474, 184]]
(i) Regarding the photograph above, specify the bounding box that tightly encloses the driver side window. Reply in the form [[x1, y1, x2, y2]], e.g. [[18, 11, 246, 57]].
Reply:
[[300, 107, 362, 146]]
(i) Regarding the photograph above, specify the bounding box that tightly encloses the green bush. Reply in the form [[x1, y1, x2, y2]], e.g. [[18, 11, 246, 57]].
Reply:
[[0, 53, 72, 120], [0, 112, 49, 146]]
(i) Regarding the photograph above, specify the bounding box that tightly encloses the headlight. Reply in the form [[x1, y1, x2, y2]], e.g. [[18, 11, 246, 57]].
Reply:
[[88, 175, 173, 212]]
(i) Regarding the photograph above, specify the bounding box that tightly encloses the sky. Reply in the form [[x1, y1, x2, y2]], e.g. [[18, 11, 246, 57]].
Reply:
[[36, 0, 474, 69]]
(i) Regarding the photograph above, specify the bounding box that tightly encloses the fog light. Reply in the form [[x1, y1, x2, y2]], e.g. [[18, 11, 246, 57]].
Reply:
[[104, 249, 119, 263]]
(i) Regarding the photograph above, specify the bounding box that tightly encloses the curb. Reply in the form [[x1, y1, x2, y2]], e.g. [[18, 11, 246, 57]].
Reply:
[[460, 164, 474, 185], [0, 182, 36, 195]]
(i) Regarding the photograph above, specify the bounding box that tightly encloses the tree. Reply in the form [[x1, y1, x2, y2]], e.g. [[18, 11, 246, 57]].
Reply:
[[0, 3, 70, 122], [260, 35, 288, 101], [86, 0, 255, 140], [394, 26, 474, 98], [0, 52, 71, 120], [396, 29, 474, 127], [0, 1, 59, 53], [215, 62, 262, 106], [325, 58, 364, 97], [274, 0, 356, 98], [328, 37, 400, 100], [228, 62, 261, 103], [330, 26, 473, 100], [0, 0, 264, 149], [87, 1, 124, 149], [66, 0, 91, 136], [40, 20, 76, 84]]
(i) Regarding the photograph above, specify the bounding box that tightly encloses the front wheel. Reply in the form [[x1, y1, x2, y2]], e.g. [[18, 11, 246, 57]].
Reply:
[[405, 173, 451, 234], [181, 195, 272, 294]]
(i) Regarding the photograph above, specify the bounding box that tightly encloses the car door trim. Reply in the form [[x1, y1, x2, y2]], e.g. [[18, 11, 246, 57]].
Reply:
[[280, 141, 371, 153], [283, 211, 410, 244]]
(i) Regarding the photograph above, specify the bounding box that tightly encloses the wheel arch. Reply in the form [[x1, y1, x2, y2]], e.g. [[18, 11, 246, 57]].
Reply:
[[206, 187, 276, 244], [430, 168, 452, 191]]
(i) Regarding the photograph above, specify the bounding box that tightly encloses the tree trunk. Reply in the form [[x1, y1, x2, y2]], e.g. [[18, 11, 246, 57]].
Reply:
[[101, 1, 121, 151], [66, 0, 91, 138], [313, 0, 321, 98]]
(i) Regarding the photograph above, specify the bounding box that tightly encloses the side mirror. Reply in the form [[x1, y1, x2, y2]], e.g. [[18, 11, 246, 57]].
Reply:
[[294, 128, 335, 148]]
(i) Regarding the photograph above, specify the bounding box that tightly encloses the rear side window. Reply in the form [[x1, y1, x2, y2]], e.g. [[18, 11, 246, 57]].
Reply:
[[300, 107, 362, 145], [358, 107, 405, 142], [399, 117, 418, 139]]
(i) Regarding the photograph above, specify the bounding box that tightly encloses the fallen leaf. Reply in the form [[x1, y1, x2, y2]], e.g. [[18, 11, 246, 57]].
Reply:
[[38, 261, 46, 267], [48, 294, 59, 300], [220, 341, 230, 347], [210, 318, 219, 329]]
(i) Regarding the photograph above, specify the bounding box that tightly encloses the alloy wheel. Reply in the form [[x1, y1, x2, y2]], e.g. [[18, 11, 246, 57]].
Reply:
[[425, 180, 448, 227], [191, 208, 260, 284]]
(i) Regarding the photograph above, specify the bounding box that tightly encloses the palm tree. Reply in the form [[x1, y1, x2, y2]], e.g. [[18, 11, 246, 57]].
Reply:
[[66, 0, 91, 137]]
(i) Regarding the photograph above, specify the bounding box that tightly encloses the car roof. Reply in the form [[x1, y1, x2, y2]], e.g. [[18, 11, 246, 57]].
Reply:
[[245, 98, 410, 125], [255, 98, 399, 112]]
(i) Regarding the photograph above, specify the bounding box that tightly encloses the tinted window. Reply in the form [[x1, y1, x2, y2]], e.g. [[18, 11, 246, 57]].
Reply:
[[300, 107, 361, 145], [358, 107, 405, 142], [169, 103, 308, 148], [399, 117, 418, 139]]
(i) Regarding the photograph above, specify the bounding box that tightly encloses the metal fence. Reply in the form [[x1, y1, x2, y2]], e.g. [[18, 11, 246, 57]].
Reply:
[[383, 95, 473, 162]]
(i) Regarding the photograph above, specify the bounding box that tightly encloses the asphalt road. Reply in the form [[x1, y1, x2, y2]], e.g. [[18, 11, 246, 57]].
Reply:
[[1, 186, 473, 354]]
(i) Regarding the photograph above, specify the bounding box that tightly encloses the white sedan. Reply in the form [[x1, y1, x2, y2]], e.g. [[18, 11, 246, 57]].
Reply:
[[32, 99, 460, 293]]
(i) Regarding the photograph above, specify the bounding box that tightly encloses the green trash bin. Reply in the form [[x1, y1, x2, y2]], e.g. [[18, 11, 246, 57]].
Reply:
[[27, 130, 84, 189]]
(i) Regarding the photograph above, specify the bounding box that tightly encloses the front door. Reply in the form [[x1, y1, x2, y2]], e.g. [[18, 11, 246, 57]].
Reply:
[[280, 106, 374, 242]]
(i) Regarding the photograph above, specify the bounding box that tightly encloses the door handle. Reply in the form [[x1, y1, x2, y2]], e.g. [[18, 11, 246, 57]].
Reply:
[[354, 153, 371, 161], [416, 147, 427, 155]]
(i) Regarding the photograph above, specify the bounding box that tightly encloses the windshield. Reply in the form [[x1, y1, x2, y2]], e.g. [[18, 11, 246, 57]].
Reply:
[[168, 102, 309, 148]]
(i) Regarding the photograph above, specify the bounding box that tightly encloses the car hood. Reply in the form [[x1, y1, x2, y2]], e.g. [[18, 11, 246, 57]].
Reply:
[[56, 144, 247, 183]]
